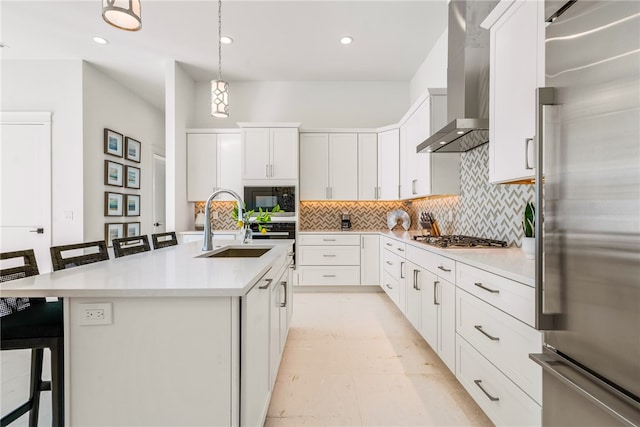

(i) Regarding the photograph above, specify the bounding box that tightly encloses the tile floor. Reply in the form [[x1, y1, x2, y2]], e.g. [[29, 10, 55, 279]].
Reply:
[[265, 291, 493, 427], [0, 291, 492, 426]]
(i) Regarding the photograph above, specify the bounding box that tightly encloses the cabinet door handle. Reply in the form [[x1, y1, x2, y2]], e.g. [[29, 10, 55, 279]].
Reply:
[[437, 265, 451, 273], [400, 261, 405, 279], [525, 138, 534, 170], [326, 187, 330, 199], [474, 282, 500, 294], [385, 283, 392, 290], [323, 274, 336, 278], [378, 186, 382, 200], [270, 164, 274, 177], [265, 164, 270, 177], [412, 179, 417, 195], [386, 261, 393, 265], [259, 278, 273, 289], [474, 380, 500, 402], [414, 269, 420, 291], [433, 281, 440, 305], [280, 281, 287, 307], [474, 325, 500, 341]]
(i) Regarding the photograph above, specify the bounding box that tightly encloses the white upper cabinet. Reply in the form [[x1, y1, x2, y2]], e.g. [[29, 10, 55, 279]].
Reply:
[[400, 90, 459, 199], [241, 126, 299, 182], [485, 0, 544, 183], [186, 132, 241, 202], [377, 129, 400, 200], [358, 133, 378, 201], [299, 133, 358, 201]]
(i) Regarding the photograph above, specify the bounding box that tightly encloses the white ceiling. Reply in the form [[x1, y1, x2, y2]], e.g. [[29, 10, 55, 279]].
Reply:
[[0, 0, 448, 110]]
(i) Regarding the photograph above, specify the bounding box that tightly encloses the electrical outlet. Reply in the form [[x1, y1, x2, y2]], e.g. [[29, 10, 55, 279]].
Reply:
[[78, 303, 113, 326], [212, 211, 219, 219], [448, 211, 454, 223]]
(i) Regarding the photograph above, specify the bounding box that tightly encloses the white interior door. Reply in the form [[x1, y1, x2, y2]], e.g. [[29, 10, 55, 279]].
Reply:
[[152, 154, 166, 233], [0, 112, 52, 272]]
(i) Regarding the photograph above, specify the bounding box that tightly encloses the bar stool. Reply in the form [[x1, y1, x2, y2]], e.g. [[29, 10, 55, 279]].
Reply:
[[50, 240, 109, 271], [151, 231, 178, 249], [112, 235, 151, 258], [1, 249, 64, 427]]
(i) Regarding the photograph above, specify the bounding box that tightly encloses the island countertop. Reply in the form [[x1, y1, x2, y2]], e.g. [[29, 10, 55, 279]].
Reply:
[[0, 239, 294, 298]]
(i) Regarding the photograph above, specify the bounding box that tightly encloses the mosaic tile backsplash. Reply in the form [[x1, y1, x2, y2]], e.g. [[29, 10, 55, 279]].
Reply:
[[299, 144, 534, 247], [197, 144, 534, 247]]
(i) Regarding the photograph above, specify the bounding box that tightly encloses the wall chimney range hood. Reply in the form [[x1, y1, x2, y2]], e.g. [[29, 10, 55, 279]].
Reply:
[[417, 0, 497, 154]]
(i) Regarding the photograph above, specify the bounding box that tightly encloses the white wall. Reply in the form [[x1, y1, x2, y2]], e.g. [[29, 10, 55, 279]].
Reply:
[[409, 29, 448, 105], [191, 81, 410, 129], [82, 62, 165, 243], [0, 59, 84, 246], [165, 60, 196, 232]]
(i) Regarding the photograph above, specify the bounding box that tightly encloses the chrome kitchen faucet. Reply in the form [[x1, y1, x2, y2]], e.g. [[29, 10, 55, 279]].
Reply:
[[202, 188, 244, 251]]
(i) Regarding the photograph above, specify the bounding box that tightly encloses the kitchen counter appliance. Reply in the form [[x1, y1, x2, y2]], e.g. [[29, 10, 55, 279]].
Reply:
[[243, 186, 295, 216], [413, 235, 507, 248], [341, 214, 351, 231], [529, 1, 640, 426]]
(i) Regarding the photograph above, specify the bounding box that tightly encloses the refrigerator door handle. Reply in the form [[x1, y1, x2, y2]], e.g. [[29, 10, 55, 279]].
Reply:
[[530, 350, 640, 426], [535, 87, 558, 331]]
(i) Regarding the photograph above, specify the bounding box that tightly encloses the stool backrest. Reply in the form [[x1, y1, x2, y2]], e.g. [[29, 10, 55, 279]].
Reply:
[[151, 231, 178, 249], [50, 240, 109, 271], [0, 249, 42, 317], [112, 235, 151, 258]]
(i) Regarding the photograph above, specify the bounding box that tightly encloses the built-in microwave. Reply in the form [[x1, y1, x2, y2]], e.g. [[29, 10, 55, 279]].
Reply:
[[243, 186, 296, 216]]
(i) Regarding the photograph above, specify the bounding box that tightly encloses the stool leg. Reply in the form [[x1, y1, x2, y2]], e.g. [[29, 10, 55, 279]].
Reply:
[[28, 349, 44, 427], [50, 338, 65, 427]]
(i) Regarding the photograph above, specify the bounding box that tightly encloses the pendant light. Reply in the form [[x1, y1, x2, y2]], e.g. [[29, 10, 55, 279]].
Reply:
[[102, 0, 142, 32], [211, 0, 229, 118]]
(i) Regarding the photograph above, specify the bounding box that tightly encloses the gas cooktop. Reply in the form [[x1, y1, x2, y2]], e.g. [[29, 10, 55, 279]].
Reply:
[[413, 235, 508, 248]]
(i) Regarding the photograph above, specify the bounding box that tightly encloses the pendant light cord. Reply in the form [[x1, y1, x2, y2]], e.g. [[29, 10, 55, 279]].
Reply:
[[218, 0, 222, 81]]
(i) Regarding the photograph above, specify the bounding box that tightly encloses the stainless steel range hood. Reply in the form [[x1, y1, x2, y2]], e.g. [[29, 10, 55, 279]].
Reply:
[[417, 0, 497, 154]]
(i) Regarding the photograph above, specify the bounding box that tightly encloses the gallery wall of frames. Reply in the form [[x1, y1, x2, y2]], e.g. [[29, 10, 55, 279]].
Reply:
[[103, 128, 143, 246]]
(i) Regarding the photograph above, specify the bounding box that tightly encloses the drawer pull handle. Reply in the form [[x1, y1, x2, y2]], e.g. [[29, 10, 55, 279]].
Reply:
[[386, 261, 393, 265], [323, 239, 336, 242], [386, 284, 392, 289], [474, 325, 500, 341], [386, 243, 392, 247], [397, 247, 404, 252], [474, 282, 500, 294], [323, 274, 336, 278], [437, 265, 451, 273], [323, 254, 336, 258], [259, 278, 273, 289], [474, 380, 500, 402]]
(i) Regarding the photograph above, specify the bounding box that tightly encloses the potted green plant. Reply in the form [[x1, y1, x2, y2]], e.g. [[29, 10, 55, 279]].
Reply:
[[522, 201, 535, 259], [231, 203, 281, 239]]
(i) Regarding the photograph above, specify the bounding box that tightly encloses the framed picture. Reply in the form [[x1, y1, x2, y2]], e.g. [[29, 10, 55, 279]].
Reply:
[[126, 194, 140, 216], [126, 222, 141, 237], [125, 165, 141, 189], [105, 192, 124, 216], [104, 160, 124, 187], [105, 223, 124, 247], [125, 137, 141, 163], [104, 129, 123, 158]]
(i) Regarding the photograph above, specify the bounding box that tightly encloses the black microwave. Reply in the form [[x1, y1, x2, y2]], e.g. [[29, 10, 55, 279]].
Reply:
[[243, 186, 295, 215]]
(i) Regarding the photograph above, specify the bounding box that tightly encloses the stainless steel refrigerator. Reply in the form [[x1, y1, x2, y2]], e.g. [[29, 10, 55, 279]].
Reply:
[[529, 1, 640, 425]]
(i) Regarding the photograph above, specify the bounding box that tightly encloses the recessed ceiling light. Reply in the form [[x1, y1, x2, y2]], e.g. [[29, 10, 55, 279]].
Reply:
[[456, 130, 465, 135], [439, 141, 447, 145], [340, 36, 353, 45], [220, 36, 233, 44], [93, 36, 109, 45], [426, 149, 433, 153]]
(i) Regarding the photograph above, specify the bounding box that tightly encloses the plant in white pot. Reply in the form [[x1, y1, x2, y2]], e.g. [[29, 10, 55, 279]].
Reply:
[[522, 201, 535, 259]]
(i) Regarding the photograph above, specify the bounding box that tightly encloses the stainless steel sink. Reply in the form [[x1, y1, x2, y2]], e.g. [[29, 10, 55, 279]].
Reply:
[[202, 246, 273, 258]]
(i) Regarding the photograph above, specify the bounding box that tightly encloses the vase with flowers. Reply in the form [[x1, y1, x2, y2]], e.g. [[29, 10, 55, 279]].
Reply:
[[232, 203, 281, 241], [522, 201, 535, 259]]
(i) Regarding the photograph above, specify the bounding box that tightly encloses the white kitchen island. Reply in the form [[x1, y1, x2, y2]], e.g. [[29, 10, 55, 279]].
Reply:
[[1, 239, 295, 427]]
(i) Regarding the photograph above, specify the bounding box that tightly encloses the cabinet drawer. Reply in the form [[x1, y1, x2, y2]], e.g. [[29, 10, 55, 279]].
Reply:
[[382, 249, 405, 279], [298, 246, 360, 266], [406, 244, 456, 282], [457, 337, 541, 427], [457, 263, 535, 326], [297, 266, 360, 286], [381, 236, 406, 255], [381, 271, 400, 307], [457, 289, 542, 404], [298, 234, 360, 246]]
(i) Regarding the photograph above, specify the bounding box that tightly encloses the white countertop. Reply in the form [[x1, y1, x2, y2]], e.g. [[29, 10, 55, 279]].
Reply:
[[1, 240, 294, 298], [300, 229, 535, 286]]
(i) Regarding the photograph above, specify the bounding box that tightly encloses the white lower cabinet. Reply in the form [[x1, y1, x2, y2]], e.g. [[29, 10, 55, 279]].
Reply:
[[360, 234, 380, 285], [297, 233, 361, 286], [457, 338, 541, 426]]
